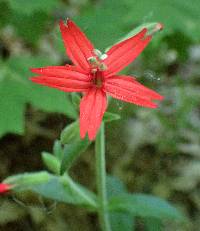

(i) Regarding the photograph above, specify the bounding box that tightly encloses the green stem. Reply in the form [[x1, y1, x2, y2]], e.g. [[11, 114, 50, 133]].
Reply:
[[95, 123, 111, 231]]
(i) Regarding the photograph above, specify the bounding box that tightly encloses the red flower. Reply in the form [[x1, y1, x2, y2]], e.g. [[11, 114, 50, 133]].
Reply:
[[0, 183, 11, 194], [31, 20, 163, 140]]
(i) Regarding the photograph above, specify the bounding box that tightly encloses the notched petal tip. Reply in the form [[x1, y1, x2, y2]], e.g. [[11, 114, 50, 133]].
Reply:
[[66, 18, 74, 27], [88, 132, 96, 141], [59, 18, 78, 30], [59, 19, 68, 31], [79, 132, 95, 141]]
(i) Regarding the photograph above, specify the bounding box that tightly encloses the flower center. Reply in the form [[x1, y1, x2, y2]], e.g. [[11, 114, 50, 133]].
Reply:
[[87, 56, 107, 71], [87, 52, 108, 88], [92, 70, 103, 88]]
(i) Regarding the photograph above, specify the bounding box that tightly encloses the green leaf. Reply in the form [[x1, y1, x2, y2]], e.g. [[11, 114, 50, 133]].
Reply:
[[10, 11, 50, 44], [53, 140, 64, 161], [60, 138, 90, 174], [107, 176, 135, 231], [108, 193, 185, 221], [71, 93, 81, 108], [42, 152, 60, 174], [109, 212, 134, 231], [103, 112, 121, 123], [8, 0, 58, 14], [0, 1, 10, 29], [0, 56, 77, 137], [4, 171, 50, 186], [74, 0, 200, 54], [105, 22, 161, 52], [75, 0, 131, 50], [32, 174, 97, 209], [107, 175, 127, 198], [5, 172, 97, 209], [60, 121, 80, 144], [124, 0, 200, 42]]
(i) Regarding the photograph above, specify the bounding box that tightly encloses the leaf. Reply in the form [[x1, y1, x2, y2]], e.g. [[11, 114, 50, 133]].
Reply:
[[10, 11, 50, 44], [0, 56, 77, 137], [42, 152, 60, 174], [106, 175, 127, 198], [8, 0, 58, 14], [60, 138, 90, 174], [5, 172, 97, 209], [125, 0, 200, 42], [105, 22, 161, 52], [53, 140, 64, 161], [0, 1, 10, 29], [74, 0, 200, 54], [0, 76, 25, 136], [107, 176, 135, 231], [32, 174, 98, 209], [71, 93, 81, 108], [108, 193, 185, 221], [109, 212, 135, 231], [103, 112, 121, 123], [5, 171, 50, 186], [74, 0, 131, 50], [60, 121, 80, 144]]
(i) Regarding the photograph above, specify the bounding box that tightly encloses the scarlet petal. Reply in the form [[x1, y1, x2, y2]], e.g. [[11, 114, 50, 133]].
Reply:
[[104, 75, 163, 108], [30, 65, 91, 81], [105, 75, 163, 100], [104, 29, 151, 77], [31, 76, 91, 92], [80, 88, 107, 140], [60, 20, 94, 71]]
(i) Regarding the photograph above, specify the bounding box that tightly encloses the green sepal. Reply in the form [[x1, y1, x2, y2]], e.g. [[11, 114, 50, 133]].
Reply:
[[103, 112, 120, 122], [71, 93, 81, 108], [4, 171, 50, 188], [42, 152, 60, 175], [5, 171, 98, 210]]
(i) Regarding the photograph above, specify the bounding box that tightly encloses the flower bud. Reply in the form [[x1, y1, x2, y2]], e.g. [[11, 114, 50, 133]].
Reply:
[[0, 183, 12, 194]]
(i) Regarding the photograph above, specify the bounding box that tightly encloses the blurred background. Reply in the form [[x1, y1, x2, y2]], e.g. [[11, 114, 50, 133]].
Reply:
[[0, 0, 200, 230]]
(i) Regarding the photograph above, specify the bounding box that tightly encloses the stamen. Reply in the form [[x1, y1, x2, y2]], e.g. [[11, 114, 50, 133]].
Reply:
[[87, 56, 108, 71], [93, 49, 102, 57], [99, 54, 108, 60], [93, 49, 108, 61], [99, 63, 107, 71], [88, 57, 99, 65]]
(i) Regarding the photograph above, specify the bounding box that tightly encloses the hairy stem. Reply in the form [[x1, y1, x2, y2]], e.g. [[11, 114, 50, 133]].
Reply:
[[95, 123, 111, 231]]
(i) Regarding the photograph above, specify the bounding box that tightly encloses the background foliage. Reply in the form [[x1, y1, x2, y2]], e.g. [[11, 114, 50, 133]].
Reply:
[[0, 0, 199, 230]]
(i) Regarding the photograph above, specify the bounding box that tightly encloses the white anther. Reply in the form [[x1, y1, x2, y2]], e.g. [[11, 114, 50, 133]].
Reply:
[[99, 54, 108, 60], [93, 49, 102, 57]]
